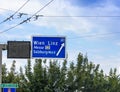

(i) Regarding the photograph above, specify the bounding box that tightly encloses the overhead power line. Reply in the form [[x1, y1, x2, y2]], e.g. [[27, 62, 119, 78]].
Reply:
[[0, 8, 28, 19], [29, 0, 54, 18], [0, 0, 30, 24], [0, 0, 54, 34], [1, 8, 120, 18], [68, 31, 120, 39], [40, 15, 120, 17]]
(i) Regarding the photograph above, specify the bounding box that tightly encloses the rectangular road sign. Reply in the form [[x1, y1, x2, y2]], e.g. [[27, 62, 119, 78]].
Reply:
[[7, 41, 31, 58], [3, 88, 16, 92], [0, 83, 18, 88], [32, 36, 66, 59]]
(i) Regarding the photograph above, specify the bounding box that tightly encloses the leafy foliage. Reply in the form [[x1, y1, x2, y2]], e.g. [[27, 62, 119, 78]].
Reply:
[[2, 53, 120, 92]]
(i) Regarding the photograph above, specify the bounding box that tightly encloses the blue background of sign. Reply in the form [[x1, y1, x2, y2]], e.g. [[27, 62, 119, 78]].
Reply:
[[32, 36, 66, 58], [3, 88, 16, 92]]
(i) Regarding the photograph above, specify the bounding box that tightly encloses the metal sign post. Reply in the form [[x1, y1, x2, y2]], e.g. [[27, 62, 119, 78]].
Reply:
[[0, 44, 7, 92], [0, 46, 2, 92]]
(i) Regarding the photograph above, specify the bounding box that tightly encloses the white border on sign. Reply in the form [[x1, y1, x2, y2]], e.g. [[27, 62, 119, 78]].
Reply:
[[31, 35, 67, 60]]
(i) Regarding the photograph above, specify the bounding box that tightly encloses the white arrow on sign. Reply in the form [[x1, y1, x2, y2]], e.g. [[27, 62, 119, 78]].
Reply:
[[56, 43, 65, 56]]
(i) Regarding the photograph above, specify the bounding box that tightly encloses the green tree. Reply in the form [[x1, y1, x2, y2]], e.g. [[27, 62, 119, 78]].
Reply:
[[25, 59, 33, 92], [2, 52, 120, 92], [7, 60, 18, 83], [2, 63, 7, 83], [66, 62, 75, 92], [47, 60, 61, 92], [32, 59, 47, 92]]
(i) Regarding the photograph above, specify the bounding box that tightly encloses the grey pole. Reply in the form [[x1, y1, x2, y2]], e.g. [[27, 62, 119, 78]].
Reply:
[[0, 46, 2, 92], [0, 44, 7, 92]]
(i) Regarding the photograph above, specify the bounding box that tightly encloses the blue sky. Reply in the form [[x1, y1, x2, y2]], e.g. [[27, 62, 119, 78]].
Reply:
[[0, 0, 120, 74], [69, 0, 106, 7]]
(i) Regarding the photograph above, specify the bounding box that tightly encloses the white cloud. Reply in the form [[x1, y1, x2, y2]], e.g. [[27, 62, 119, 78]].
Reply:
[[0, 0, 100, 35], [1, 0, 120, 37]]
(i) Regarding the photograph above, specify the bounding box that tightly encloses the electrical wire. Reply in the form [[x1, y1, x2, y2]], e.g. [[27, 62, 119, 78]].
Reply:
[[0, 0, 54, 34], [1, 8, 120, 18], [40, 15, 120, 18], [1, 0, 120, 37], [0, 31, 120, 44], [29, 0, 54, 18], [68, 31, 120, 39], [0, 0, 30, 24]]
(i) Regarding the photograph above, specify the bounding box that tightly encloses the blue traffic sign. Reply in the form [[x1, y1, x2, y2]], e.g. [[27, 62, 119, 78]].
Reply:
[[3, 88, 16, 92], [32, 36, 66, 59]]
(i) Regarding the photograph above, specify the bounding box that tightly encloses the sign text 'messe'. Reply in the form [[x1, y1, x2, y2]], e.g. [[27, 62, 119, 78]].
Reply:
[[32, 36, 66, 59]]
